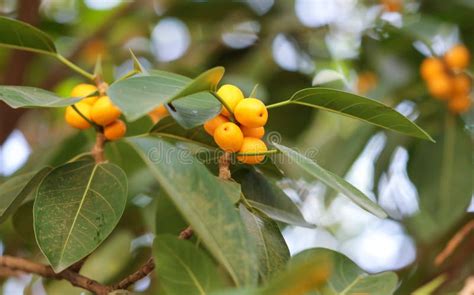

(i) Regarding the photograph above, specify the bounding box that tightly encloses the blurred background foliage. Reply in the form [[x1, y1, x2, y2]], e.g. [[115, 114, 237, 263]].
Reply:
[[0, 0, 472, 294]]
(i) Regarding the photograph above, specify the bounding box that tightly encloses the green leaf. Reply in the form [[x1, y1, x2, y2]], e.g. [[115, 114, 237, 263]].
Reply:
[[239, 205, 290, 281], [406, 114, 472, 242], [154, 234, 227, 295], [233, 168, 313, 228], [273, 143, 387, 219], [278, 248, 397, 295], [126, 135, 257, 286], [219, 178, 241, 204], [34, 160, 128, 272], [0, 86, 80, 109], [107, 67, 224, 126], [274, 88, 433, 141], [0, 167, 51, 223], [0, 16, 57, 55]]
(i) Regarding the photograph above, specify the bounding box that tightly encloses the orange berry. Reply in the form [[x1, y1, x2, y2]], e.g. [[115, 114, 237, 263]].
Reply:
[[444, 45, 470, 70], [356, 71, 377, 95], [148, 104, 169, 123], [90, 96, 122, 126], [448, 95, 471, 114], [452, 74, 471, 96], [217, 84, 244, 117], [204, 115, 229, 136], [234, 98, 268, 128], [65, 102, 92, 130], [213, 122, 244, 152], [237, 137, 268, 164], [241, 126, 265, 139], [427, 74, 453, 99], [381, 0, 402, 12], [71, 83, 98, 105], [420, 58, 445, 81], [104, 120, 127, 141]]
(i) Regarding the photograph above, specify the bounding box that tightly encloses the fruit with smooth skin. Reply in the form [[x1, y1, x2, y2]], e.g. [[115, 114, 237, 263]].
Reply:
[[420, 57, 445, 81], [104, 120, 127, 141], [217, 84, 244, 117], [452, 74, 471, 95], [427, 74, 453, 99], [71, 83, 98, 105], [234, 98, 268, 128], [448, 96, 471, 114], [444, 45, 470, 70], [204, 115, 229, 136], [65, 102, 92, 130], [237, 137, 268, 164], [241, 126, 265, 139], [213, 122, 244, 152], [90, 96, 122, 126], [148, 104, 169, 123]]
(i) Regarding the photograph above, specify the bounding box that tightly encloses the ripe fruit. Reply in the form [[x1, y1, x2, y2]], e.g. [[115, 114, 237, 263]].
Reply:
[[213, 122, 244, 152], [381, 0, 402, 12], [148, 104, 169, 123], [204, 115, 229, 136], [444, 45, 470, 70], [65, 102, 92, 130], [448, 96, 471, 114], [71, 83, 98, 105], [241, 126, 265, 139], [452, 74, 471, 95], [427, 74, 453, 99], [356, 71, 377, 95], [237, 137, 268, 164], [420, 58, 445, 81], [217, 84, 244, 117], [104, 120, 127, 141], [90, 96, 122, 126], [234, 98, 268, 128]]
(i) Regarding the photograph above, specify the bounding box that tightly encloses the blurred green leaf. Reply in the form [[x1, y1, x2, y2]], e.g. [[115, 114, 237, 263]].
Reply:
[[34, 160, 128, 272], [273, 143, 387, 219], [0, 167, 51, 223], [407, 114, 472, 241], [239, 205, 290, 281], [271, 88, 433, 141], [0, 16, 57, 55], [154, 234, 228, 295], [126, 135, 258, 286], [108, 68, 223, 126], [233, 168, 312, 228], [0, 86, 79, 108]]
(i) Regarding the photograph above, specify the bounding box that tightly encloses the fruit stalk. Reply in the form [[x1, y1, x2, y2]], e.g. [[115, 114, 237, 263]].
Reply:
[[92, 133, 106, 163], [218, 152, 232, 180]]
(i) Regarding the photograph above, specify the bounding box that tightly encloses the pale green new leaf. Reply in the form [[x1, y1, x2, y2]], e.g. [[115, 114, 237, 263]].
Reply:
[[0, 87, 80, 109], [34, 161, 128, 272], [273, 143, 387, 218]]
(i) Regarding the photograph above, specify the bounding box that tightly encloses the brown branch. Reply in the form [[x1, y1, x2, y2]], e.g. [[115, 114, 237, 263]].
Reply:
[[179, 226, 194, 240], [110, 257, 155, 291], [435, 220, 474, 266], [92, 133, 106, 163], [218, 152, 232, 180]]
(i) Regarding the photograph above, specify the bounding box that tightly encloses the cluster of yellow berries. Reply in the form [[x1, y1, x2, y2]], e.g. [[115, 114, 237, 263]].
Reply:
[[65, 84, 126, 140], [420, 44, 472, 114], [204, 84, 268, 164]]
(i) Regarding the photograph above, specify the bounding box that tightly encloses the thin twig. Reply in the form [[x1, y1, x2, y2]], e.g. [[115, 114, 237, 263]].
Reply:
[[179, 226, 194, 240], [218, 152, 232, 180], [110, 257, 155, 291], [435, 220, 474, 266]]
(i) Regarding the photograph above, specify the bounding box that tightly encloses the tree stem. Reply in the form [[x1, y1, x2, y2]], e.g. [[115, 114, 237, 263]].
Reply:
[[92, 133, 106, 163], [265, 100, 291, 109], [56, 54, 95, 81]]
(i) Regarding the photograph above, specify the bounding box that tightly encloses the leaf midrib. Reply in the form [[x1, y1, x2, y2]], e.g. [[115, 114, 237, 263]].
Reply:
[[58, 164, 98, 266]]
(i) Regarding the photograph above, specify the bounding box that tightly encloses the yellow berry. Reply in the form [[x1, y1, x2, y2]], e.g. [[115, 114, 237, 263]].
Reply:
[[148, 104, 169, 123], [213, 122, 244, 152], [420, 58, 445, 81], [65, 102, 92, 130], [241, 126, 265, 139], [71, 83, 98, 105], [448, 95, 471, 114], [204, 115, 229, 136], [444, 45, 471, 70], [90, 96, 122, 126], [104, 120, 127, 141], [427, 74, 453, 99], [217, 84, 244, 117], [237, 137, 267, 164], [452, 74, 471, 96], [234, 98, 268, 128]]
